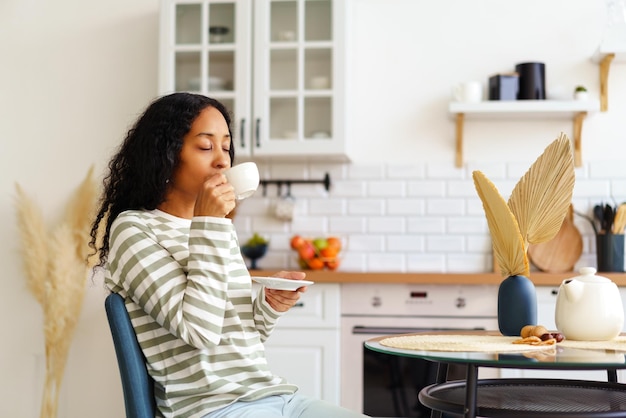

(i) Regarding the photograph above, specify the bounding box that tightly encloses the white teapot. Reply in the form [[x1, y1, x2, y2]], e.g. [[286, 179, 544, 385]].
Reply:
[[555, 267, 624, 341]]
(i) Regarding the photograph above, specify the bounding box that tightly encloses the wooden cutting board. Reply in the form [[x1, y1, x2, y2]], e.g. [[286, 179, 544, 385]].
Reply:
[[527, 204, 582, 273]]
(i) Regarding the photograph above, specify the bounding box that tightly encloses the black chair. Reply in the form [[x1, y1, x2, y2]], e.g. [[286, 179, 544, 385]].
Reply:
[[105, 293, 156, 418]]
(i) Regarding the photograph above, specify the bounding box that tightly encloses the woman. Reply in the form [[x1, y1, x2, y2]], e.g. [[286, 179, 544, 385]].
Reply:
[[89, 92, 367, 418]]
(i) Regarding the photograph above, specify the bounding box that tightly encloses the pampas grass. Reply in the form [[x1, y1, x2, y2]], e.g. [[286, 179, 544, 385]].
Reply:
[[15, 166, 98, 418]]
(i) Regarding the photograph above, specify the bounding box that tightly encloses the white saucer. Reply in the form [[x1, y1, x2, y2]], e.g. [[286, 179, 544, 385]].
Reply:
[[251, 276, 314, 291]]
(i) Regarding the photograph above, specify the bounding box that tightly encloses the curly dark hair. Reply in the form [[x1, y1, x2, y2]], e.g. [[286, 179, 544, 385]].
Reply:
[[89, 92, 235, 267]]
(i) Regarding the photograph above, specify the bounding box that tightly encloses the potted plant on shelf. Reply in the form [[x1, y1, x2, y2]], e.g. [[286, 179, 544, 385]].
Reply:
[[574, 85, 589, 101]]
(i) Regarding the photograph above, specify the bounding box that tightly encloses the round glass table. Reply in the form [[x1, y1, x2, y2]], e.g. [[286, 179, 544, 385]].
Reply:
[[365, 332, 626, 418]]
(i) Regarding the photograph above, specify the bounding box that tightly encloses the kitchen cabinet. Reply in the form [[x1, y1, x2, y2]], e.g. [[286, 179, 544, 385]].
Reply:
[[159, 0, 350, 161], [449, 99, 600, 168], [256, 283, 341, 404]]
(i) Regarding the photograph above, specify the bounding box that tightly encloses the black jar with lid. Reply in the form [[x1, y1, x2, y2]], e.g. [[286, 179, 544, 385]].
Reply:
[[515, 62, 545, 100]]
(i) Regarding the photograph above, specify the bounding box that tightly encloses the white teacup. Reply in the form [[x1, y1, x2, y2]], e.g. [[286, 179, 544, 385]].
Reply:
[[453, 81, 483, 103], [224, 162, 260, 200]]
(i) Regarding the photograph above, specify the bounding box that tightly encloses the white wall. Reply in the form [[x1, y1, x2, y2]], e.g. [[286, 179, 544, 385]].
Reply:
[[1, 0, 625, 417]]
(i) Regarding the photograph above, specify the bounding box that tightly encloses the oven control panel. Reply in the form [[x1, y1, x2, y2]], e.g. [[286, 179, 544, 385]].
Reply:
[[341, 283, 498, 317]]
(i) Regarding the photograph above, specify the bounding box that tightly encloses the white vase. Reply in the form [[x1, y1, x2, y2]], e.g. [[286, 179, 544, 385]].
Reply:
[[574, 91, 589, 101]]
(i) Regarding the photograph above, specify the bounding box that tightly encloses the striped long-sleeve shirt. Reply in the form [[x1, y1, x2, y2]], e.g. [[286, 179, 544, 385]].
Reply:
[[105, 209, 297, 418]]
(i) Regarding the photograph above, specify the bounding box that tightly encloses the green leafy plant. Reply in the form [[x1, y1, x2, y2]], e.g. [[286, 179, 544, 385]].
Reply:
[[575, 85, 587, 92], [245, 232, 269, 247]]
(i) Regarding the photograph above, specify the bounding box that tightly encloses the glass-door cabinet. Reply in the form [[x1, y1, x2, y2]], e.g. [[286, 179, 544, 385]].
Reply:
[[159, 0, 349, 161]]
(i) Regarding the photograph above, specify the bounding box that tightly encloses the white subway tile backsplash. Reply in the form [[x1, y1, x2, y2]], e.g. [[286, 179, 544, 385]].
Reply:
[[366, 253, 407, 272], [466, 235, 493, 253], [407, 180, 446, 197], [386, 235, 425, 252], [406, 254, 446, 272], [387, 198, 424, 215], [426, 198, 466, 215], [426, 163, 465, 179], [309, 198, 346, 215], [331, 180, 366, 197], [348, 164, 385, 179], [237, 162, 624, 274], [328, 216, 366, 233], [446, 254, 490, 273], [447, 217, 487, 234], [426, 236, 465, 252], [467, 162, 506, 179], [387, 164, 425, 179], [367, 181, 406, 197], [368, 216, 405, 233], [347, 199, 385, 215], [573, 180, 611, 198], [447, 180, 479, 197], [407, 217, 446, 234], [346, 234, 385, 251], [589, 161, 626, 179]]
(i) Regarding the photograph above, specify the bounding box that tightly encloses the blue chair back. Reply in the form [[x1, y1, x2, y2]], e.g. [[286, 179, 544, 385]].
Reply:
[[105, 293, 156, 418]]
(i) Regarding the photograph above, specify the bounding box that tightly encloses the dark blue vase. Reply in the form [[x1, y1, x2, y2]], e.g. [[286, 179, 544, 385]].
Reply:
[[498, 275, 537, 336]]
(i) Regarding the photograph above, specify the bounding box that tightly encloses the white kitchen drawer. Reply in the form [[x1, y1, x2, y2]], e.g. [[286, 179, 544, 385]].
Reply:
[[254, 283, 340, 329]]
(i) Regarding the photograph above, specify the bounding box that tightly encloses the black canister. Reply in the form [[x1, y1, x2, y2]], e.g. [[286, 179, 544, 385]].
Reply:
[[515, 62, 545, 100], [596, 233, 625, 272]]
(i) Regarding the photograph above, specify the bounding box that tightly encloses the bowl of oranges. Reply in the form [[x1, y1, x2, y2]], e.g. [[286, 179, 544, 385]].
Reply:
[[290, 235, 342, 270]]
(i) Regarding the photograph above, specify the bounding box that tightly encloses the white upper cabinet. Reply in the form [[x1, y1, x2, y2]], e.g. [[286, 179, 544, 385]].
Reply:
[[159, 0, 350, 162]]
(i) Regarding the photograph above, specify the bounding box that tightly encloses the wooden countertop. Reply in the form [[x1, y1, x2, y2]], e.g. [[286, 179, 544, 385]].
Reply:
[[249, 270, 626, 286]]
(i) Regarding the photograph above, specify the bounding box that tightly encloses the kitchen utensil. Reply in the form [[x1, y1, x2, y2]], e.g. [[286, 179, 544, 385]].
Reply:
[[604, 203, 615, 233], [555, 267, 624, 340], [612, 203, 626, 233], [527, 204, 582, 273], [594, 204, 604, 231]]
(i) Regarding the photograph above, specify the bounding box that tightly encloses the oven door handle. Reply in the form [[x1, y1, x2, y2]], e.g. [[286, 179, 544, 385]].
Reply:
[[351, 326, 486, 335]]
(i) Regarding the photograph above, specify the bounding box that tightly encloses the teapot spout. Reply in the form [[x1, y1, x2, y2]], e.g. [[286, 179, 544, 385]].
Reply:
[[563, 279, 585, 303]]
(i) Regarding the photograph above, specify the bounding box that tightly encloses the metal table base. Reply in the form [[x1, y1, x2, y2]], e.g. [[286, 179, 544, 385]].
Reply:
[[420, 377, 626, 418]]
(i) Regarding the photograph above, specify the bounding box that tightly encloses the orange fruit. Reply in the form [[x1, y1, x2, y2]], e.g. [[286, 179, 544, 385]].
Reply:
[[327, 237, 342, 251], [297, 241, 316, 260], [325, 259, 340, 270], [290, 235, 305, 250], [320, 246, 338, 258], [307, 257, 325, 270]]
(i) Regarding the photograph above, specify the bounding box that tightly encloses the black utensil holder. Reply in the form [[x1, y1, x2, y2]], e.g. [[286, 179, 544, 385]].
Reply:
[[596, 233, 625, 272]]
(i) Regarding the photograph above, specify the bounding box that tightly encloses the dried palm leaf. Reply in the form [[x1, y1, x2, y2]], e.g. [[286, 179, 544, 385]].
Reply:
[[508, 133, 575, 245], [473, 171, 529, 277]]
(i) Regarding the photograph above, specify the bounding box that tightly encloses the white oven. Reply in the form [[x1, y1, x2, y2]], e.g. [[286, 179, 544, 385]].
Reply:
[[340, 283, 500, 417]]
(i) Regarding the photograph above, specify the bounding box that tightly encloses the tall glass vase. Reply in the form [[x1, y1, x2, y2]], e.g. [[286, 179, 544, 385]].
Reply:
[[498, 275, 537, 336]]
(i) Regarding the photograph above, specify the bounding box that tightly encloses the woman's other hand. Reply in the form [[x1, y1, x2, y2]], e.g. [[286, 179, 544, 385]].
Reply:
[[264, 271, 308, 312]]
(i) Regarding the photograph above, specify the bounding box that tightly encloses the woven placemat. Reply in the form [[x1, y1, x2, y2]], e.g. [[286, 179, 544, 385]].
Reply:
[[379, 334, 552, 352], [379, 334, 626, 353]]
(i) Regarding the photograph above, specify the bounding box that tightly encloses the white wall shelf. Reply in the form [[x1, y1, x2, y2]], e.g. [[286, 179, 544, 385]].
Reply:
[[449, 99, 600, 168]]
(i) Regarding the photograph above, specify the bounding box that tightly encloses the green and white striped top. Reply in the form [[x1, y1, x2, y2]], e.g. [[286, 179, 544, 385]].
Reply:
[[105, 209, 297, 418]]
